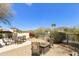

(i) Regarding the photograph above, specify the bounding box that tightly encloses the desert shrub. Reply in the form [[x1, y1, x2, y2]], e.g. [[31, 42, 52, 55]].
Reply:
[[35, 33, 39, 38], [75, 34, 79, 42], [29, 32, 35, 38], [34, 32, 45, 38], [0, 33, 3, 39], [50, 31, 66, 43], [68, 34, 79, 42]]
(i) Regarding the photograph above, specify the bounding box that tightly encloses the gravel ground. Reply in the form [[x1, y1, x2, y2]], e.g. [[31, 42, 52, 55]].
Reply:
[[0, 38, 78, 56]]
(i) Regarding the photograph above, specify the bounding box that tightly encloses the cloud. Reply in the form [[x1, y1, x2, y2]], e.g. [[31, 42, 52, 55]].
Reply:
[[25, 3, 32, 6]]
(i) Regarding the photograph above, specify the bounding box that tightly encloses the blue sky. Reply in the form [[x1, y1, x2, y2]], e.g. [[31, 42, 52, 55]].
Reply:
[[1, 3, 79, 30]]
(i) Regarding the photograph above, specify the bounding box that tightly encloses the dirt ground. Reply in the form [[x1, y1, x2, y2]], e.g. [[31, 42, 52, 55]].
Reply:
[[0, 38, 78, 56], [0, 45, 31, 56], [42, 44, 75, 56]]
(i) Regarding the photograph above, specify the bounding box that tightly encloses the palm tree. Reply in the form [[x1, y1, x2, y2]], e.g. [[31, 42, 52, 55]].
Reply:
[[51, 24, 56, 27], [51, 24, 56, 31]]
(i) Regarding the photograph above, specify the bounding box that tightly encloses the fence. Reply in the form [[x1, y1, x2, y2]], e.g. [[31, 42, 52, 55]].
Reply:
[[66, 33, 79, 53]]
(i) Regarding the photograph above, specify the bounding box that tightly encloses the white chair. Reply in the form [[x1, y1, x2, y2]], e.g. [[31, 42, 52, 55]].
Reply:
[[0, 39, 5, 46]]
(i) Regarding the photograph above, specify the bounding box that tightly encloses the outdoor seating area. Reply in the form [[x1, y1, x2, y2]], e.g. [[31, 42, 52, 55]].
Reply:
[[0, 3, 79, 57], [0, 30, 28, 48]]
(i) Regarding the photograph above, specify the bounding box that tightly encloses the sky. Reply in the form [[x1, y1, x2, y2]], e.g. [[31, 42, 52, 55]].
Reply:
[[1, 3, 79, 30]]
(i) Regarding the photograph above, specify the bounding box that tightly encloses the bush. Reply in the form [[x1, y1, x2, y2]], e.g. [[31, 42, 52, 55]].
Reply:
[[50, 31, 66, 43], [68, 34, 79, 42], [34, 32, 45, 38], [29, 32, 35, 38]]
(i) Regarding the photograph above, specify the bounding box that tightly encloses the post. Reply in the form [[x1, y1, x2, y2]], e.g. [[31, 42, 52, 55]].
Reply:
[[74, 34, 77, 50], [66, 33, 69, 45]]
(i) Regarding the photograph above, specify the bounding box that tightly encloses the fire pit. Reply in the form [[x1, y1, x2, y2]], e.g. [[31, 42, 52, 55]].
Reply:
[[40, 42, 50, 54]]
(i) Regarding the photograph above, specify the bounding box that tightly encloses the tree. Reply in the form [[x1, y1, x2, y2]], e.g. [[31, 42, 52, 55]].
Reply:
[[34, 27, 51, 38], [51, 24, 56, 27], [50, 31, 66, 43], [0, 3, 14, 25], [51, 24, 56, 32]]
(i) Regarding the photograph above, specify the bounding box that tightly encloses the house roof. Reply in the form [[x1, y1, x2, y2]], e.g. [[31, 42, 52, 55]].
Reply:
[[0, 28, 17, 33], [0, 30, 12, 33]]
